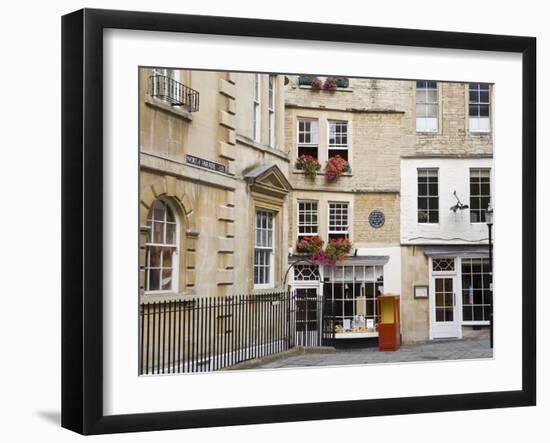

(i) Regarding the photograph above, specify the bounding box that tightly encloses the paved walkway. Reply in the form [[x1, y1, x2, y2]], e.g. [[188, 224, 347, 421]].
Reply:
[[255, 338, 492, 369]]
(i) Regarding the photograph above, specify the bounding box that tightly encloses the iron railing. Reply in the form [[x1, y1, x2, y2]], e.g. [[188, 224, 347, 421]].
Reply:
[[148, 74, 200, 112], [139, 292, 295, 375], [139, 291, 337, 375]]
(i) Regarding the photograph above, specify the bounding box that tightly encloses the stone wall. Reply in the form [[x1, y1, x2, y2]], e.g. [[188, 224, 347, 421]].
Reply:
[[140, 68, 290, 299], [400, 245, 430, 343], [402, 82, 494, 158], [353, 192, 400, 246]]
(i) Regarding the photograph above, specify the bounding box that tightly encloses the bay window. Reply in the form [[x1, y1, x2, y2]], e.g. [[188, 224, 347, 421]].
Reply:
[[324, 264, 384, 334]]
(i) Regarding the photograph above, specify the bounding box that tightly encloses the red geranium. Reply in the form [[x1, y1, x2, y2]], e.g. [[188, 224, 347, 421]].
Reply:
[[295, 154, 321, 178], [311, 78, 323, 89], [296, 235, 324, 254], [324, 155, 351, 181]]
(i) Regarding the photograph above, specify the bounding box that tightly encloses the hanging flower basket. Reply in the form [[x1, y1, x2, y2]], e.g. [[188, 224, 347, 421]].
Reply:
[[324, 155, 351, 181], [295, 154, 321, 178], [298, 236, 352, 267], [296, 235, 324, 254], [325, 238, 352, 263]]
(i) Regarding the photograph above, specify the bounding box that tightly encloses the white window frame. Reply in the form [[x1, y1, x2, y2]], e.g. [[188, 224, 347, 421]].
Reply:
[[253, 73, 261, 142], [323, 263, 384, 337], [417, 168, 439, 224], [268, 75, 275, 147], [328, 201, 350, 240], [297, 200, 319, 241], [468, 83, 491, 133], [416, 81, 439, 132], [254, 209, 275, 289], [296, 118, 319, 160], [431, 257, 456, 274], [460, 257, 492, 325], [297, 118, 319, 144], [327, 120, 349, 163], [144, 199, 180, 294], [469, 168, 492, 223]]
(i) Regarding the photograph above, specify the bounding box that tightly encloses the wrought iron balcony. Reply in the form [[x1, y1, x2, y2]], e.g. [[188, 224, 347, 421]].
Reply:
[[148, 74, 200, 112]]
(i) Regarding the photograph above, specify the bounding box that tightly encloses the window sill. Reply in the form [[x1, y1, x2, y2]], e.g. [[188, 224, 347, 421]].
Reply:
[[145, 95, 193, 121], [293, 170, 353, 177], [298, 85, 353, 92], [140, 291, 194, 304], [252, 286, 285, 295], [462, 321, 490, 326], [468, 130, 492, 135]]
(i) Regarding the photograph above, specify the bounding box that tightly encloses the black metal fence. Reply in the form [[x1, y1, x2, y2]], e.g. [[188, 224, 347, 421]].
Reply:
[[148, 74, 200, 112], [294, 288, 336, 347], [139, 292, 296, 375], [139, 291, 338, 375]]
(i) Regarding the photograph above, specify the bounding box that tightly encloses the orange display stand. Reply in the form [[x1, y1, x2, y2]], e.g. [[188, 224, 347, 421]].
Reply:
[[377, 294, 401, 351]]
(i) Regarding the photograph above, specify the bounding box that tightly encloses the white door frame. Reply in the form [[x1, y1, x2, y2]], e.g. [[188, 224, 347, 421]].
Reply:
[[428, 256, 463, 340]]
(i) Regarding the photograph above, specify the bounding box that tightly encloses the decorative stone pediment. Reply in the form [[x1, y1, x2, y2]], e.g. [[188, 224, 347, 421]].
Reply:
[[243, 163, 292, 199]]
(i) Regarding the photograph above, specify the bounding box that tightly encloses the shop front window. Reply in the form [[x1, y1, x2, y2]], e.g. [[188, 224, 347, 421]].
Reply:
[[323, 264, 384, 334], [461, 258, 492, 322]]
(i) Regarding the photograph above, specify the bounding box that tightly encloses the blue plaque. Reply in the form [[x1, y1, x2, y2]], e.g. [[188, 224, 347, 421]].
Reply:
[[368, 209, 385, 229]]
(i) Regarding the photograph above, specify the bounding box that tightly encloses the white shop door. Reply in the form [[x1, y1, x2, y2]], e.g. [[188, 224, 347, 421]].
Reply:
[[430, 276, 460, 339]]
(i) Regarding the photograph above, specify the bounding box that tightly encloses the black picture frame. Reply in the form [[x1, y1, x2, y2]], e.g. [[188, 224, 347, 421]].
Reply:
[[61, 8, 536, 435]]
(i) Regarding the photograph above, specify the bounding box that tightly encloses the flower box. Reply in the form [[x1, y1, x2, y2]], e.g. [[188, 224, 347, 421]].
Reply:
[[298, 75, 313, 85], [336, 77, 350, 88], [324, 155, 351, 181], [295, 154, 321, 178]]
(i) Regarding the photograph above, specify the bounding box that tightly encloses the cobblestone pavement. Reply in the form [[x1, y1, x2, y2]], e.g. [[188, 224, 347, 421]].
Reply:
[[255, 338, 492, 369]]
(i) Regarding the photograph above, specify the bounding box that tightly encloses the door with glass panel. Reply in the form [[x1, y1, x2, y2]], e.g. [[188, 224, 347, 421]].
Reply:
[[431, 277, 460, 338], [294, 288, 320, 347]]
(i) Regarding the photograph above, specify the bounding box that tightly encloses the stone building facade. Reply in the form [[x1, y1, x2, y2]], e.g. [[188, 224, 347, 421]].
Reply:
[[139, 69, 291, 301], [139, 69, 493, 346], [284, 77, 405, 341], [284, 76, 493, 344], [399, 81, 494, 342]]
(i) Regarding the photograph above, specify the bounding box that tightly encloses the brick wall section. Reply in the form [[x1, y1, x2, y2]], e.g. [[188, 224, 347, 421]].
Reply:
[[354, 192, 400, 245]]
